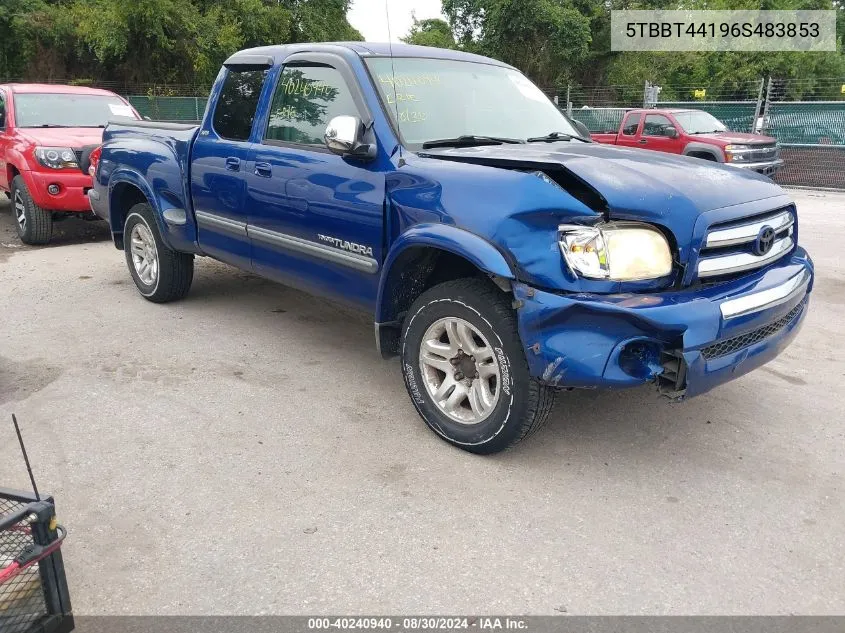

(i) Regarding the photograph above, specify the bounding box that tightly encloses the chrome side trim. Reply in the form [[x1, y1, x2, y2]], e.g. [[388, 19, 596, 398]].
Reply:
[[195, 210, 247, 238], [698, 235, 794, 278], [705, 209, 793, 248], [247, 225, 379, 274], [720, 269, 811, 319]]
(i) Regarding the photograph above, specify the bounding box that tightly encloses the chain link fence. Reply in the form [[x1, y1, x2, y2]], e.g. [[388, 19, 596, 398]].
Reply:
[[559, 77, 845, 190]]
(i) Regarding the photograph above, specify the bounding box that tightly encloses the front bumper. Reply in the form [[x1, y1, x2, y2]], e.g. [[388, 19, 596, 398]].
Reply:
[[515, 247, 813, 399], [24, 169, 94, 212], [730, 158, 785, 176]]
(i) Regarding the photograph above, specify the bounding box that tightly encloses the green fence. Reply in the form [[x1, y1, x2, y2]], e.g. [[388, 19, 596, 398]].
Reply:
[[126, 96, 207, 121]]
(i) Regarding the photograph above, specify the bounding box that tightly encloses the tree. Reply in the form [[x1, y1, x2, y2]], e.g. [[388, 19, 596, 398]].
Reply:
[[402, 17, 457, 48], [0, 0, 362, 88]]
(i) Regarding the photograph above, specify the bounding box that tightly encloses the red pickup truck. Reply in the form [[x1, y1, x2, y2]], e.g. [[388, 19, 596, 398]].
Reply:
[[0, 84, 139, 244], [590, 108, 784, 176]]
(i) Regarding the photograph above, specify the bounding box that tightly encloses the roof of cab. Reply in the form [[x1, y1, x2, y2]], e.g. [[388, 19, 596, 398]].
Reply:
[[2, 83, 121, 96], [226, 42, 515, 69]]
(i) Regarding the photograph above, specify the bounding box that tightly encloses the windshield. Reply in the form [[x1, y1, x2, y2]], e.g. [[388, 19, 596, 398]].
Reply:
[[14, 93, 137, 127], [673, 111, 727, 134], [364, 57, 578, 148]]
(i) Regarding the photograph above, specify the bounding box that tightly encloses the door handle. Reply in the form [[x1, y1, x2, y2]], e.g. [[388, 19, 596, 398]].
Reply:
[[225, 157, 240, 171], [638, 139, 647, 144], [254, 162, 272, 178]]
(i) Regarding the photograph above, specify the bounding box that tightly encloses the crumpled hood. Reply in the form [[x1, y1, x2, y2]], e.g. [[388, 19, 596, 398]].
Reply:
[[419, 141, 783, 219], [17, 127, 104, 148], [414, 140, 791, 292]]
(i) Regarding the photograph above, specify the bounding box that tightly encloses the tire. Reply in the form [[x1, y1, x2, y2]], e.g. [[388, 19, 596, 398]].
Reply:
[[123, 203, 193, 303], [11, 175, 52, 245], [400, 278, 556, 454]]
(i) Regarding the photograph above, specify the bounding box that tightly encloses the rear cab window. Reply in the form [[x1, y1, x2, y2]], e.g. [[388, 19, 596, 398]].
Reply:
[[622, 113, 641, 136], [212, 69, 268, 141]]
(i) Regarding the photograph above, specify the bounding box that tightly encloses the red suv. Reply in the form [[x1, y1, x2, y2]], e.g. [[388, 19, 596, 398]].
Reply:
[[0, 84, 139, 244]]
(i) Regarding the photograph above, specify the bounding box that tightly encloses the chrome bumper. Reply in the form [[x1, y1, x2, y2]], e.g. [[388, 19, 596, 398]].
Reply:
[[720, 268, 811, 319], [730, 159, 785, 175]]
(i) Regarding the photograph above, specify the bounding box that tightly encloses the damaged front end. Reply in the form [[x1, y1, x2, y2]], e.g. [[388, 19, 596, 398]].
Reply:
[[512, 246, 812, 400]]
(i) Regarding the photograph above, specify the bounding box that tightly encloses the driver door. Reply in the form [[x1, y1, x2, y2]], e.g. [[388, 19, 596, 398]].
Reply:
[[245, 57, 385, 310]]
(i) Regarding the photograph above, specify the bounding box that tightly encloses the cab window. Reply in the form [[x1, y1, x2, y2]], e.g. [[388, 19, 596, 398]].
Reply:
[[265, 64, 360, 146], [0, 93, 6, 129], [621, 113, 641, 136], [643, 114, 674, 137], [212, 69, 268, 141]]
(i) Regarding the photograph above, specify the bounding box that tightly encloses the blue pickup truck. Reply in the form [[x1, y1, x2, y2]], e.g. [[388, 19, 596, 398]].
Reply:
[[87, 43, 813, 454]]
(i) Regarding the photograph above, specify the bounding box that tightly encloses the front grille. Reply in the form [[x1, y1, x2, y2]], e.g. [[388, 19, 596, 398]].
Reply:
[[701, 299, 806, 360], [73, 150, 83, 164], [697, 206, 795, 280], [745, 144, 778, 162]]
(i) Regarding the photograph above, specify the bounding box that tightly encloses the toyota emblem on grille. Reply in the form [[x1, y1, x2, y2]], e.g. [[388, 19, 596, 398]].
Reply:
[[753, 225, 776, 256]]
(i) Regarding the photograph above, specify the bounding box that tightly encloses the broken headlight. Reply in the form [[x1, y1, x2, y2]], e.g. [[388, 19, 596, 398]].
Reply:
[[558, 222, 672, 281]]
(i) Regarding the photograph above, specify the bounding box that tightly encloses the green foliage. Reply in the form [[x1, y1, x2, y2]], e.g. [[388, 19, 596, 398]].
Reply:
[[0, 0, 361, 88], [403, 17, 457, 49], [431, 0, 844, 94], [439, 0, 592, 87]]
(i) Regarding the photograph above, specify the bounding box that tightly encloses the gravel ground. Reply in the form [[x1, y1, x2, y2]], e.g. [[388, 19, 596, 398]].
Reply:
[[0, 189, 843, 615]]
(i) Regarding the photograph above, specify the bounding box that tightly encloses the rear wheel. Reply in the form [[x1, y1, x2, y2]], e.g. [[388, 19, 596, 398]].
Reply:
[[11, 175, 52, 245], [123, 203, 194, 303], [400, 278, 556, 454]]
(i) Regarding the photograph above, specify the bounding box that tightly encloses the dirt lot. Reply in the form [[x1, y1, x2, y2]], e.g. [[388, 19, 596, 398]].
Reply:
[[0, 189, 843, 615]]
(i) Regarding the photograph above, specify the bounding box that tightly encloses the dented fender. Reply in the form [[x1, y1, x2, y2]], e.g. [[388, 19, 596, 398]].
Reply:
[[375, 223, 515, 323]]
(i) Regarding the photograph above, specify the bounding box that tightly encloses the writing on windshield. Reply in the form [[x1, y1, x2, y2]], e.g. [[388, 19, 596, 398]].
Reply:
[[366, 57, 577, 147]]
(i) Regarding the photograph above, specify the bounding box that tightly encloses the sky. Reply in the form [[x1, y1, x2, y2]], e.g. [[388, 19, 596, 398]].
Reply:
[[347, 0, 446, 42]]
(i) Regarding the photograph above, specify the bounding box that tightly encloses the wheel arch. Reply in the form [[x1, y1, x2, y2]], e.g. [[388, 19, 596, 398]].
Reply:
[[107, 171, 170, 250], [374, 224, 516, 358], [683, 142, 723, 162]]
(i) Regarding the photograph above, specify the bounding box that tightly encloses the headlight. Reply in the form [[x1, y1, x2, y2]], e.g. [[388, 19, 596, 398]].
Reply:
[[34, 147, 78, 170], [724, 144, 751, 162], [558, 222, 672, 281]]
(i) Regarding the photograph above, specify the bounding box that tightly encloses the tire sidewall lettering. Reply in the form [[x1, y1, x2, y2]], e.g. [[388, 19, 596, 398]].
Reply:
[[402, 296, 515, 447]]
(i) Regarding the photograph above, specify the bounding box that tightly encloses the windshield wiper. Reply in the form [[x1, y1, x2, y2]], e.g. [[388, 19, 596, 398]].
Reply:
[[421, 135, 525, 149], [526, 131, 575, 143], [27, 124, 71, 128]]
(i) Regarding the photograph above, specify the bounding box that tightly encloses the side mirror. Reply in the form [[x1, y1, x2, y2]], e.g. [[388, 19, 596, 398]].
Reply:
[[664, 126, 679, 139], [324, 115, 376, 160]]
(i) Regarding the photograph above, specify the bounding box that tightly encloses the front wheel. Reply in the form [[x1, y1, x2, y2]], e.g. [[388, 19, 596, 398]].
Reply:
[[400, 278, 556, 454], [11, 176, 53, 245], [123, 203, 194, 303]]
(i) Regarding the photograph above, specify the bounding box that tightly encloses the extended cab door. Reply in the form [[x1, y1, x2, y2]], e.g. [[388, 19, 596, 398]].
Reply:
[[245, 54, 385, 311], [190, 66, 269, 269], [639, 113, 680, 154], [614, 111, 642, 148]]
